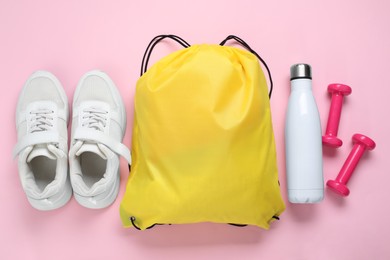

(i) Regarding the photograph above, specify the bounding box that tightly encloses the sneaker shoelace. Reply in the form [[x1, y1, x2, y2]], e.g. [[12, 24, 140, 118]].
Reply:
[[13, 108, 63, 158], [81, 107, 107, 132], [73, 106, 131, 164], [29, 108, 54, 132]]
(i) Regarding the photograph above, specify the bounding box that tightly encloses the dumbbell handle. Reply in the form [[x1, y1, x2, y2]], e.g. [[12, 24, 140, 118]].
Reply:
[[325, 94, 344, 136], [335, 144, 366, 184]]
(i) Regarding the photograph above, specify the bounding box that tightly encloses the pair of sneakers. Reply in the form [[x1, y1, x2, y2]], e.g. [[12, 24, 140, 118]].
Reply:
[[13, 70, 131, 210]]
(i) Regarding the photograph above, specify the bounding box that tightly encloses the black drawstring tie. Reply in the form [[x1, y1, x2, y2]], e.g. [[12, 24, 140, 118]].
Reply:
[[131, 215, 279, 230], [130, 216, 141, 230], [220, 35, 274, 99], [130, 216, 168, 230], [140, 34, 273, 99], [140, 34, 190, 76], [229, 215, 280, 228]]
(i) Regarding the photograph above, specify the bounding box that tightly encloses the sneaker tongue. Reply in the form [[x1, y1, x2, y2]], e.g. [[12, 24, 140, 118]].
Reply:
[[27, 144, 56, 162], [76, 142, 107, 159]]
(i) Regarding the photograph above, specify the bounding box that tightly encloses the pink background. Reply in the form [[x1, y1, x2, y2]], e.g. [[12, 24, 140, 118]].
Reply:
[[1, 0, 389, 259]]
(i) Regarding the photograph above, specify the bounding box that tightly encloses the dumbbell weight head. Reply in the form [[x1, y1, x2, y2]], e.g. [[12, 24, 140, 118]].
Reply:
[[352, 134, 376, 150], [322, 83, 352, 148], [327, 179, 350, 196], [328, 83, 352, 96], [327, 134, 376, 197]]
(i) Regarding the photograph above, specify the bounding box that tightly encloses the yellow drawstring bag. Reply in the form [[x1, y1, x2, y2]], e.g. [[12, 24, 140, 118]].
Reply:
[[120, 35, 285, 230]]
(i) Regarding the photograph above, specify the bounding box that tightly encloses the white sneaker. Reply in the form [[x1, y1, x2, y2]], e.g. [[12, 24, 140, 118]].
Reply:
[[13, 71, 72, 211], [69, 70, 131, 209]]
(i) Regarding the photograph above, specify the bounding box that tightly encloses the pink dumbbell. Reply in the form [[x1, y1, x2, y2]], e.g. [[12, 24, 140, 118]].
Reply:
[[327, 134, 376, 196], [322, 83, 352, 148]]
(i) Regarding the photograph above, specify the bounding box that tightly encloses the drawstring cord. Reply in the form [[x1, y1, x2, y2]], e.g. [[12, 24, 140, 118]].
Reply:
[[220, 35, 274, 99], [130, 216, 168, 230], [140, 35, 190, 76], [140, 34, 273, 98], [130, 216, 141, 230]]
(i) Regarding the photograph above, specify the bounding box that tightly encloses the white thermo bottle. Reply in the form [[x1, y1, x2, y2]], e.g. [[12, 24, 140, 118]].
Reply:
[[285, 64, 324, 203]]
